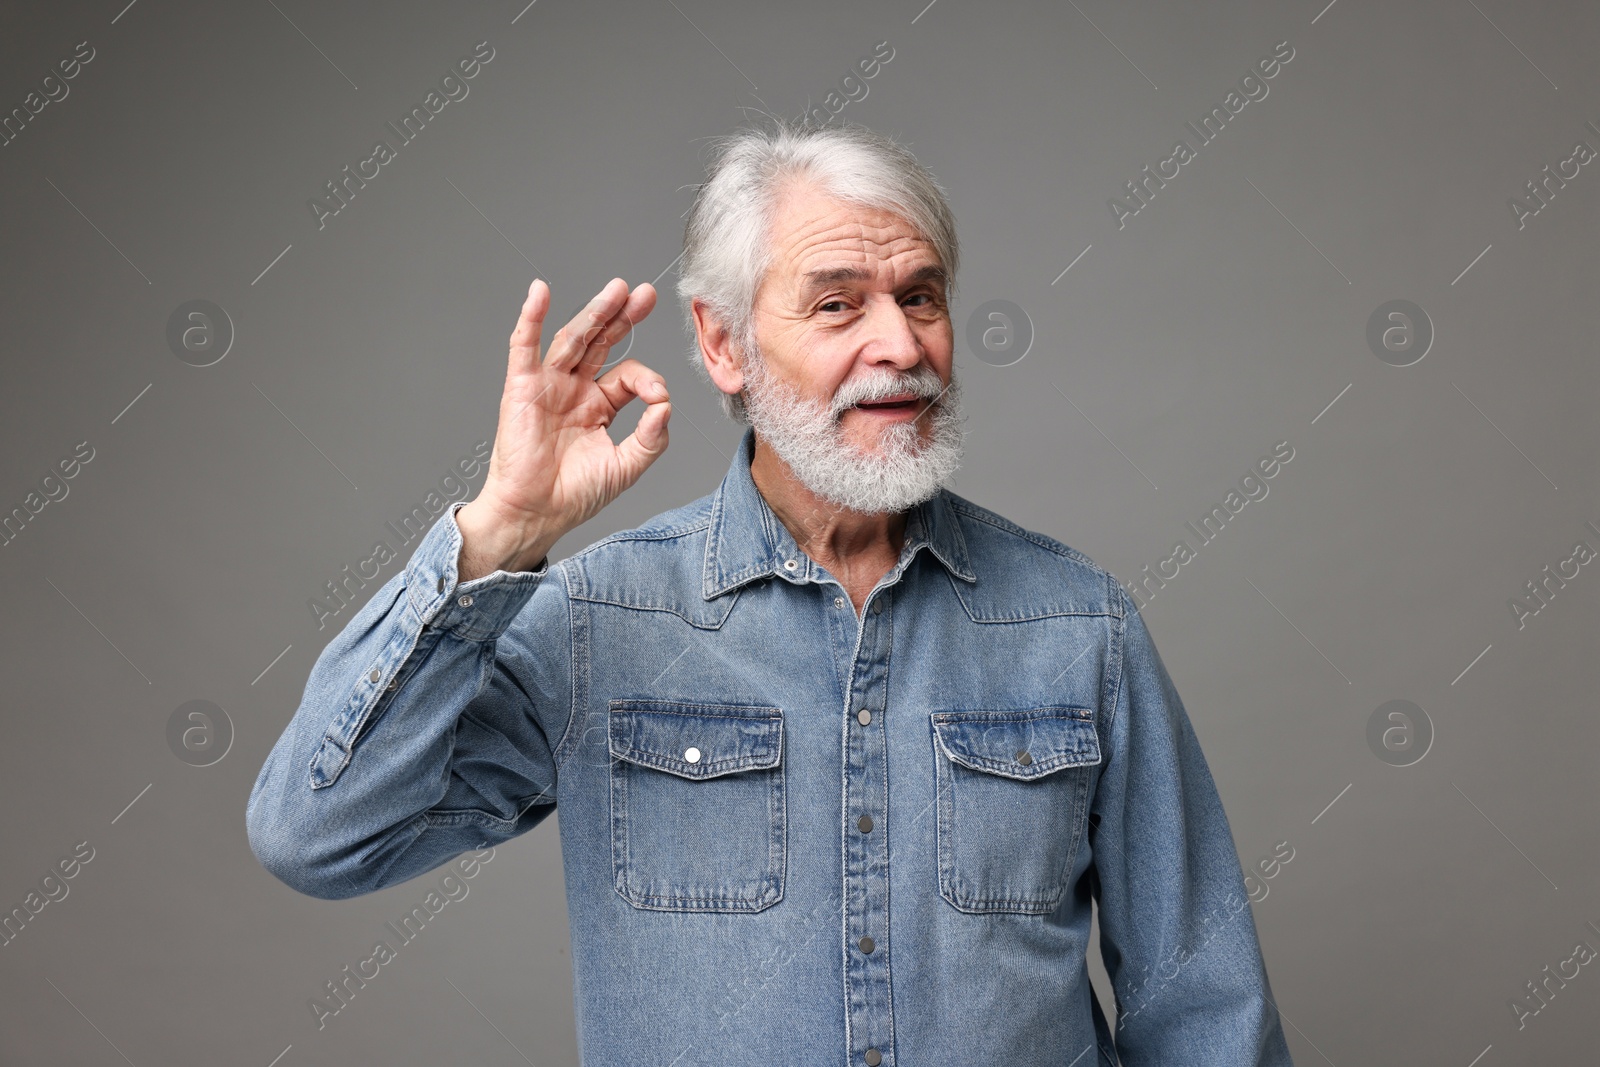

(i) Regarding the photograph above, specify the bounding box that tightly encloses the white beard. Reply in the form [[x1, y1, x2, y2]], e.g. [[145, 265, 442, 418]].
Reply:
[[739, 342, 967, 515]]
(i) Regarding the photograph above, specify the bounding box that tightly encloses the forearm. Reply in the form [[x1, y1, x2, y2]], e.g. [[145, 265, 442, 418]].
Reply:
[[246, 503, 558, 899]]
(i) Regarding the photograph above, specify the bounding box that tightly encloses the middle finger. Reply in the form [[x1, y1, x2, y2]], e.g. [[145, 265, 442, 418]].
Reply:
[[576, 285, 658, 374], [544, 278, 629, 371]]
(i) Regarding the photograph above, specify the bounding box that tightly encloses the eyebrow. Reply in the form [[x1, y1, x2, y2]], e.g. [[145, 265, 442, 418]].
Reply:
[[798, 263, 948, 302]]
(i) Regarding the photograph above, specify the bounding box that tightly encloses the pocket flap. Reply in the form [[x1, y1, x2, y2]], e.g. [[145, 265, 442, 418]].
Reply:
[[608, 700, 783, 780], [931, 707, 1101, 781]]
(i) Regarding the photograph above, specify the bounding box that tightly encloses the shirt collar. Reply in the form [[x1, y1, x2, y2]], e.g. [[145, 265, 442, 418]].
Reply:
[[702, 425, 976, 600]]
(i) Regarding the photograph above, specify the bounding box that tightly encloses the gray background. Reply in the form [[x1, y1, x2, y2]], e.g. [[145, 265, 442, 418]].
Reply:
[[1, 0, 1595, 1063]]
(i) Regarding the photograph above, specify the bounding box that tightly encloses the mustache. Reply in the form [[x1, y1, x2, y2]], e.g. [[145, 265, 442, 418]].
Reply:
[[829, 366, 948, 415]]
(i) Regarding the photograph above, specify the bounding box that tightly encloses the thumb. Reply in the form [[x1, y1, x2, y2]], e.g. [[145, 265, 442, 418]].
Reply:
[[613, 399, 670, 483]]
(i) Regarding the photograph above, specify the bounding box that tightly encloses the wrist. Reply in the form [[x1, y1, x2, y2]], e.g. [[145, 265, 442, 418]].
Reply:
[[456, 497, 558, 580]]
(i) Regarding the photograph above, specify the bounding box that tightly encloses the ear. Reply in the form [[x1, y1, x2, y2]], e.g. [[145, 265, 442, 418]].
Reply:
[[691, 298, 745, 399]]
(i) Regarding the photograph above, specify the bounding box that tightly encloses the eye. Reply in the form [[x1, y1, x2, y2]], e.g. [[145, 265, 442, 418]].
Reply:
[[819, 300, 848, 313]]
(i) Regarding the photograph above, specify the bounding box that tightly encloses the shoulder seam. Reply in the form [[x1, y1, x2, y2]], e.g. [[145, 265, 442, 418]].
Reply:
[[945, 496, 1112, 576], [566, 513, 714, 563]]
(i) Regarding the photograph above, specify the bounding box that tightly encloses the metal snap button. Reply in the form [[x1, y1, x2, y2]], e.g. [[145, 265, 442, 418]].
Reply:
[[1016, 749, 1033, 766], [871, 599, 882, 614], [368, 669, 381, 683], [458, 594, 474, 608], [857, 709, 872, 726], [783, 559, 798, 571], [858, 814, 873, 833], [864, 1050, 882, 1066], [834, 596, 845, 608], [437, 576, 445, 593], [858, 935, 875, 954], [684, 747, 701, 764]]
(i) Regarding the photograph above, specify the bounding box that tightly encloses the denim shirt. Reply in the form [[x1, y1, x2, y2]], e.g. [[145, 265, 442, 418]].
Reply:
[[247, 426, 1294, 1066]]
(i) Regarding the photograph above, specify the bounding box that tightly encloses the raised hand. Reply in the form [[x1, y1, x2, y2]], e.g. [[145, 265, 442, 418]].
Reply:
[[455, 276, 670, 581]]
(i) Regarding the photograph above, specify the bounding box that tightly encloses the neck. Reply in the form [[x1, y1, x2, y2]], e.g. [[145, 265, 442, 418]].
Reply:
[[749, 432, 907, 581]]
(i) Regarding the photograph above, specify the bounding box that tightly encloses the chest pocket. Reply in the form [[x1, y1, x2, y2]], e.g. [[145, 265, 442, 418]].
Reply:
[[607, 700, 785, 913], [930, 706, 1102, 915]]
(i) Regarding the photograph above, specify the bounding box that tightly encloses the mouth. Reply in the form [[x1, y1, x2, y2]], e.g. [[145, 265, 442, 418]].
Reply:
[[852, 392, 924, 416]]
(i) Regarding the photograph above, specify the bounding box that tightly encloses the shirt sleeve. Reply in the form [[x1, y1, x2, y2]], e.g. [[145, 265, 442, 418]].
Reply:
[[1088, 583, 1296, 1065], [245, 500, 574, 900]]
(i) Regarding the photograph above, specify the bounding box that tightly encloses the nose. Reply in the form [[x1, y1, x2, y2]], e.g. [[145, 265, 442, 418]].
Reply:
[[861, 294, 923, 370]]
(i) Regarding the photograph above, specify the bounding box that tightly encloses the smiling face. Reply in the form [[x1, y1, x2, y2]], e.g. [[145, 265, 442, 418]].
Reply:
[[714, 179, 964, 515], [746, 180, 956, 454]]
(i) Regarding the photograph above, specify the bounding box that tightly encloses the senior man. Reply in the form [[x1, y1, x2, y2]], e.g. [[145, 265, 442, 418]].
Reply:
[[247, 120, 1294, 1065]]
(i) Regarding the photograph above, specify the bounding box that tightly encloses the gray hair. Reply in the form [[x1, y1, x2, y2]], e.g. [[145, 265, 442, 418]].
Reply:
[[676, 118, 960, 424]]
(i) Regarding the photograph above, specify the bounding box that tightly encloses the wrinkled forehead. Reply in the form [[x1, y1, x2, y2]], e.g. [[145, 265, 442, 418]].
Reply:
[[761, 181, 943, 297]]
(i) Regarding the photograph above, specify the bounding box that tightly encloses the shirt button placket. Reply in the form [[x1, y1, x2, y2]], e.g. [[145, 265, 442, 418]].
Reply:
[[843, 591, 893, 1064]]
